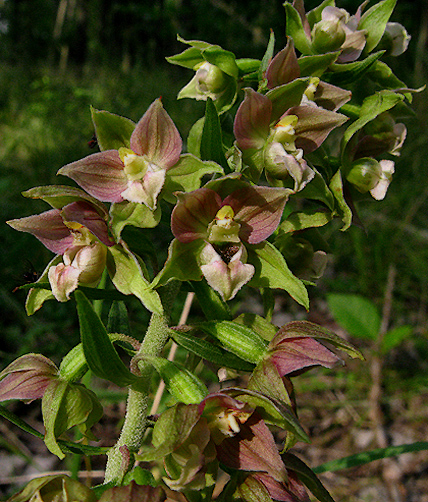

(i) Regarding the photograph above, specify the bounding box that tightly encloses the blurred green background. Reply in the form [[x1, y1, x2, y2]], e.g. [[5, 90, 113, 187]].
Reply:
[[0, 0, 427, 499]]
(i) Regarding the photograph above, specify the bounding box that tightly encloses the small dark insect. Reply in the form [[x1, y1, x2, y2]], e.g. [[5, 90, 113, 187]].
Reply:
[[88, 133, 98, 149], [12, 261, 40, 293], [213, 243, 241, 264]]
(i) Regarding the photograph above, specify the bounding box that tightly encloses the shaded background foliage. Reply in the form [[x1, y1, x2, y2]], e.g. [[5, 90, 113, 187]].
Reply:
[[0, 0, 427, 498]]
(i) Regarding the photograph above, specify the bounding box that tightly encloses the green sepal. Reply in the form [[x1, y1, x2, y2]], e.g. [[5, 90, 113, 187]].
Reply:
[[22, 185, 108, 216], [90, 107, 135, 151], [322, 51, 385, 86], [306, 0, 335, 26], [42, 379, 103, 459], [329, 169, 353, 231], [25, 255, 60, 315], [294, 167, 335, 210], [298, 52, 340, 77], [248, 359, 293, 409], [278, 208, 332, 235], [203, 45, 239, 79], [233, 475, 273, 502], [282, 452, 335, 502], [284, 2, 313, 55], [123, 466, 158, 487], [236, 58, 261, 75], [58, 344, 88, 383], [169, 329, 254, 372], [109, 201, 161, 240], [221, 387, 309, 443], [341, 90, 405, 161], [200, 98, 229, 170], [107, 243, 163, 314], [140, 356, 208, 404], [197, 320, 268, 364], [151, 239, 204, 288], [163, 154, 224, 204], [75, 290, 139, 387], [246, 241, 309, 310], [266, 78, 311, 124], [189, 280, 232, 321], [358, 0, 397, 54], [166, 46, 205, 69]]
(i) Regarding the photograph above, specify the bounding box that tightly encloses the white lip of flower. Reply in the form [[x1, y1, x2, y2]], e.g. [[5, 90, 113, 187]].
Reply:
[[121, 150, 161, 181], [65, 222, 95, 247], [212, 409, 251, 438]]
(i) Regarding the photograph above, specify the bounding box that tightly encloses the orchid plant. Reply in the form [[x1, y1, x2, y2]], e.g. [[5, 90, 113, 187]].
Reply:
[[1, 1, 418, 501]]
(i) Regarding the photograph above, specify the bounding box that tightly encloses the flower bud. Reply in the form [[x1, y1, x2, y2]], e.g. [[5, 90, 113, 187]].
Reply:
[[346, 158, 382, 193], [311, 19, 346, 53], [377, 22, 411, 56], [196, 62, 228, 95]]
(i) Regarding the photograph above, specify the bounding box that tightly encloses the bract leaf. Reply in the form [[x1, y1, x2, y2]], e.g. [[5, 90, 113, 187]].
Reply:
[[107, 243, 163, 314], [329, 169, 352, 231], [258, 30, 275, 85], [91, 107, 136, 151], [166, 46, 205, 69], [109, 201, 161, 240], [358, 0, 397, 53], [197, 320, 268, 364], [189, 280, 232, 321], [324, 51, 384, 86], [170, 330, 254, 372], [25, 255, 60, 315], [75, 290, 138, 386], [142, 356, 208, 404], [200, 98, 229, 170], [284, 2, 313, 55], [278, 209, 332, 234], [163, 154, 224, 204], [247, 241, 309, 310], [298, 52, 340, 77], [203, 45, 239, 79], [327, 293, 380, 340]]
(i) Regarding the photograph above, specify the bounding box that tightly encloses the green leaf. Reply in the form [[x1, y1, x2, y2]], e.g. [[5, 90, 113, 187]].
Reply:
[[327, 293, 380, 340], [170, 329, 254, 372], [91, 107, 135, 151], [278, 209, 332, 235], [296, 167, 336, 210], [232, 313, 278, 342], [107, 301, 130, 337], [358, 0, 397, 53], [189, 280, 232, 321], [25, 255, 60, 315], [236, 58, 261, 75], [298, 52, 339, 77], [284, 2, 313, 55], [109, 201, 161, 240], [203, 45, 239, 79], [163, 154, 224, 204], [324, 51, 384, 86], [143, 356, 208, 404], [75, 290, 138, 386], [187, 117, 205, 157], [382, 325, 412, 353], [107, 243, 163, 314], [329, 169, 352, 231], [314, 442, 428, 474], [258, 30, 275, 84], [247, 241, 309, 310], [306, 0, 335, 26], [200, 98, 229, 170], [282, 452, 335, 502], [266, 78, 310, 124], [197, 321, 268, 364], [151, 239, 204, 288]]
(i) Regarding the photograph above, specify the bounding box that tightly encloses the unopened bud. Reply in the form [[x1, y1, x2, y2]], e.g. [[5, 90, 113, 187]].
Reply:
[[311, 19, 346, 53], [346, 158, 382, 193], [196, 62, 228, 94]]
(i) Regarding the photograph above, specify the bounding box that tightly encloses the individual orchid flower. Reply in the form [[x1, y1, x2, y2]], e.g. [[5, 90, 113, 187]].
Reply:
[[347, 158, 395, 200], [8, 199, 114, 303], [377, 22, 411, 56], [288, 0, 367, 63], [265, 38, 352, 112], [169, 182, 289, 301], [58, 99, 182, 211], [234, 88, 348, 188]]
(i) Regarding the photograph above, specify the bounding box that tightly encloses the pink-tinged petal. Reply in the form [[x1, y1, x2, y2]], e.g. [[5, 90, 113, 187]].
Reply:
[[370, 160, 394, 200], [58, 150, 127, 203], [61, 201, 115, 246], [266, 39, 301, 89], [224, 186, 290, 244], [171, 188, 222, 243], [269, 337, 340, 375], [234, 89, 272, 151], [120, 169, 166, 210], [48, 263, 81, 302], [337, 29, 367, 63], [130, 99, 182, 169], [216, 412, 288, 482], [286, 105, 348, 153], [0, 372, 55, 403], [7, 209, 73, 254], [65, 242, 107, 286], [253, 472, 310, 502], [200, 243, 254, 301]]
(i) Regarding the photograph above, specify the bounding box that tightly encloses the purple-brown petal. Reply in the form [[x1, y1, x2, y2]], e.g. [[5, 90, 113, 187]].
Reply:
[[7, 209, 73, 254], [58, 150, 127, 203], [224, 186, 289, 244], [171, 188, 222, 243], [234, 89, 272, 151], [266, 39, 301, 89], [61, 201, 115, 246], [130, 99, 182, 170]]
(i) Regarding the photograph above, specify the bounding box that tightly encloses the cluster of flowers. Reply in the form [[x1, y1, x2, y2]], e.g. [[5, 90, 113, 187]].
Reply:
[[2, 1, 415, 501]]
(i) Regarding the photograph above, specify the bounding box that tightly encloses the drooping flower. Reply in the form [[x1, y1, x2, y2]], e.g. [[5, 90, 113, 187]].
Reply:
[[58, 99, 182, 210], [168, 182, 290, 301], [234, 88, 348, 188]]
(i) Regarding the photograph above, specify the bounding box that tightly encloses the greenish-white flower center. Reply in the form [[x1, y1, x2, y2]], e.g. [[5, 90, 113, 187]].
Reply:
[[207, 205, 241, 243]]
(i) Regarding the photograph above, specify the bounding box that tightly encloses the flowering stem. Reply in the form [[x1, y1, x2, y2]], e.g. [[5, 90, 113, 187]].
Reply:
[[103, 282, 180, 485]]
